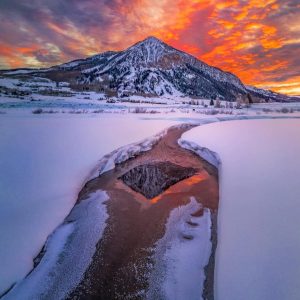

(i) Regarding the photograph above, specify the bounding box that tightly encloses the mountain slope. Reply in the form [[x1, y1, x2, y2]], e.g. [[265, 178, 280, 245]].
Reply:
[[1, 37, 297, 102], [69, 37, 247, 100], [245, 85, 299, 102]]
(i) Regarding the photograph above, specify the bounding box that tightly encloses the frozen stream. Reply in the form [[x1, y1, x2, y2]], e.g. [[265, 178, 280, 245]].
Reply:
[[182, 119, 300, 300], [0, 114, 178, 295]]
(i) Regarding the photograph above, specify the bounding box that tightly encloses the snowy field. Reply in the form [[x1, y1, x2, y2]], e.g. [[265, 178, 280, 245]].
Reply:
[[3, 190, 109, 300], [182, 119, 300, 300], [1, 99, 300, 298], [148, 197, 212, 300], [0, 113, 179, 295], [1, 75, 300, 115]]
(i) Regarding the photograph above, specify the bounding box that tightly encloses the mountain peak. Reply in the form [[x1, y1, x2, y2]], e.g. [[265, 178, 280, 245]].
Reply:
[[142, 36, 163, 43], [123, 35, 174, 64], [71, 36, 248, 99], [134, 36, 167, 48]]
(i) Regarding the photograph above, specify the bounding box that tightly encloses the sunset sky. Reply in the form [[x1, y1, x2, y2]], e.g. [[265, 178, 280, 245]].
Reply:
[[0, 0, 299, 95]]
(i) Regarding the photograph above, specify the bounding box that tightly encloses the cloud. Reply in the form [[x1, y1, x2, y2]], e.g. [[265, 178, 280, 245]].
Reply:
[[0, 0, 299, 94]]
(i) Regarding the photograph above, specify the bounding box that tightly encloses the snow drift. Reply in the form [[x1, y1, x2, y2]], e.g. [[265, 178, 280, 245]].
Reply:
[[182, 118, 300, 300], [147, 197, 212, 300], [3, 191, 109, 300]]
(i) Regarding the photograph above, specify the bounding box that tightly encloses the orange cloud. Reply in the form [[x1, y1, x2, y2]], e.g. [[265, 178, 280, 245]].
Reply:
[[256, 76, 300, 96], [0, 0, 299, 95]]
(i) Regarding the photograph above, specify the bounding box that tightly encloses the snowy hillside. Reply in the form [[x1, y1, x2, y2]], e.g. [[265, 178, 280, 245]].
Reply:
[[245, 85, 298, 102], [1, 37, 298, 102], [75, 37, 248, 99]]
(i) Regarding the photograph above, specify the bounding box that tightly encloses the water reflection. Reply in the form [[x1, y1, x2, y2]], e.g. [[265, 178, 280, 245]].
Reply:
[[151, 171, 208, 204]]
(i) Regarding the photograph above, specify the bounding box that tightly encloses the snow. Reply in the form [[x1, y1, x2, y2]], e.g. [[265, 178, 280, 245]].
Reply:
[[186, 74, 195, 79], [3, 190, 109, 300], [0, 113, 178, 295], [89, 127, 168, 179], [0, 78, 21, 89], [182, 119, 300, 300], [1, 72, 300, 114], [3, 70, 35, 75], [178, 138, 221, 168], [58, 60, 82, 68], [77, 36, 246, 97], [0, 76, 70, 93], [1, 105, 300, 297], [147, 197, 212, 300]]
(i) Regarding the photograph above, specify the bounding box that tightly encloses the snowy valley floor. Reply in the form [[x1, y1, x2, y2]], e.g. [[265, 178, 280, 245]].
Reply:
[[1, 123, 219, 300], [0, 108, 300, 299], [0, 113, 179, 296], [182, 119, 300, 300]]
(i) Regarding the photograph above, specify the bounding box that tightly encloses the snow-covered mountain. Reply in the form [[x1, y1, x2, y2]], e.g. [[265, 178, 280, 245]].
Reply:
[[245, 85, 298, 102], [42, 36, 248, 100], [1, 37, 298, 102]]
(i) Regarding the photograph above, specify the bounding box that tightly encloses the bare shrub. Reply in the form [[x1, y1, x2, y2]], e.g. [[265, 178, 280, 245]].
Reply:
[[44, 109, 58, 114], [204, 109, 219, 115], [214, 99, 221, 108], [262, 108, 273, 113], [32, 108, 43, 114], [236, 95, 243, 109], [132, 107, 147, 113], [68, 110, 88, 114], [279, 107, 289, 113]]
